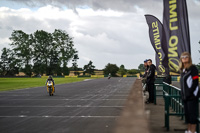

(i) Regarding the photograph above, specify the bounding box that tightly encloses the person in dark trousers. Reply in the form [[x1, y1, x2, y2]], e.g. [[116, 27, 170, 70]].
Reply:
[[179, 52, 199, 133], [146, 59, 156, 104], [141, 59, 149, 96]]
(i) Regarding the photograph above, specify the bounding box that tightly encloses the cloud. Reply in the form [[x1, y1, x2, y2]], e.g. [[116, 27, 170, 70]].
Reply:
[[0, 0, 200, 69], [7, 0, 163, 12]]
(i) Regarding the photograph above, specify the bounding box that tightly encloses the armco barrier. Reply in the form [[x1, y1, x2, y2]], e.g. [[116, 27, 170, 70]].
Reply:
[[65, 76, 78, 78], [91, 75, 104, 78]]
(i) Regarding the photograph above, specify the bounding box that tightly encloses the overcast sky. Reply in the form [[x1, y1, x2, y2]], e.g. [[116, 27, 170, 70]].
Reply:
[[0, 0, 200, 69]]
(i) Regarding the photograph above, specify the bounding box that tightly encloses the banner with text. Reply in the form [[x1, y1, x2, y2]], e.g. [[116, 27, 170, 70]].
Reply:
[[163, 0, 191, 72], [145, 15, 169, 75]]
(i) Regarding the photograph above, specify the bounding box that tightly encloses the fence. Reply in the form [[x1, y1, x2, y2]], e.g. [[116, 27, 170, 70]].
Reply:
[[154, 79, 200, 132]]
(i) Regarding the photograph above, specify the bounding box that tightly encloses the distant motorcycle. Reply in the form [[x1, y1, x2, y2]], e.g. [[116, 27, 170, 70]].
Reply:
[[108, 73, 111, 79], [46, 81, 54, 96]]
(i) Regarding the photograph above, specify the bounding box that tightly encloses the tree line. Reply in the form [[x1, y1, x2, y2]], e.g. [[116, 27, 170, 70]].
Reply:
[[0, 29, 78, 76], [0, 29, 142, 77]]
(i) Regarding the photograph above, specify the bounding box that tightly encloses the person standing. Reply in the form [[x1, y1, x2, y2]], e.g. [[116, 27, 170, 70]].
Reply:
[[142, 59, 149, 78], [179, 52, 199, 133], [141, 59, 149, 96], [108, 73, 111, 79], [146, 59, 156, 103]]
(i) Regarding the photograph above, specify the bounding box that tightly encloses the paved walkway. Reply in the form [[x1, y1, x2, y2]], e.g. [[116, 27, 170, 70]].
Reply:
[[145, 98, 187, 133]]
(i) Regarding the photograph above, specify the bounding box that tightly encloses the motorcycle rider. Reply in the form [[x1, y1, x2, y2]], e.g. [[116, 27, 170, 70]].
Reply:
[[46, 75, 55, 93], [108, 73, 111, 79]]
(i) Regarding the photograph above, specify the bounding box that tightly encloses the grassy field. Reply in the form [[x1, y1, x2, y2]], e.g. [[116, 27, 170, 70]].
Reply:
[[0, 77, 96, 91]]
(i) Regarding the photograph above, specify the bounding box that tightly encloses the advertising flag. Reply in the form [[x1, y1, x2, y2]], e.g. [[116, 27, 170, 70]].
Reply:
[[163, 0, 190, 72], [145, 15, 169, 75]]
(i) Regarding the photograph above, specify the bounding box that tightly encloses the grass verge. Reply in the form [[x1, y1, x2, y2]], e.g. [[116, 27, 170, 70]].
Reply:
[[0, 77, 97, 91]]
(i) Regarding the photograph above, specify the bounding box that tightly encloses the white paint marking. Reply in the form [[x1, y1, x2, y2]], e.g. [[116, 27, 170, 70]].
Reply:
[[1, 99, 127, 101], [83, 79, 93, 81], [0, 105, 124, 108], [19, 115, 27, 117], [0, 115, 118, 118]]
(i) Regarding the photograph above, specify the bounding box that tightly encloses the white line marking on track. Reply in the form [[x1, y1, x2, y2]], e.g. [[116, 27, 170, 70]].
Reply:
[[83, 79, 93, 81], [0, 105, 124, 108], [0, 94, 129, 97], [0, 115, 119, 118], [2, 99, 127, 101]]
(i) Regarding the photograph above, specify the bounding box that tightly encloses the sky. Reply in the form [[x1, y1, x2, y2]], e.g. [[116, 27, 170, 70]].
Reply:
[[0, 0, 200, 69]]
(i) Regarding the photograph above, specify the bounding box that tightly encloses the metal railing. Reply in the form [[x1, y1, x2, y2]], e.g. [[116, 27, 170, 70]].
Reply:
[[162, 82, 185, 131], [154, 81, 199, 132]]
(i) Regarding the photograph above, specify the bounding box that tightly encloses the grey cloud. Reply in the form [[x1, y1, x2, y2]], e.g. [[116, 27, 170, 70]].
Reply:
[[9, 0, 162, 12], [1, 0, 200, 69]]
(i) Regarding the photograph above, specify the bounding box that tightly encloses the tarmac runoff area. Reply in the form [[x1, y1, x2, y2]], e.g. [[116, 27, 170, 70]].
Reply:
[[0, 77, 136, 133]]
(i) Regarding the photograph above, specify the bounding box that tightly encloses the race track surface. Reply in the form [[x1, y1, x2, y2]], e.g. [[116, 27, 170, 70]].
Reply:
[[0, 77, 136, 133]]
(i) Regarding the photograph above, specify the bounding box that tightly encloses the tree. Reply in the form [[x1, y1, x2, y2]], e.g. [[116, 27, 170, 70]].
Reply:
[[127, 69, 140, 75], [52, 29, 77, 75], [72, 54, 79, 75], [0, 48, 20, 76], [32, 29, 77, 75], [9, 30, 33, 76], [117, 65, 127, 77], [32, 30, 53, 75], [199, 41, 200, 61], [83, 61, 95, 75], [1, 29, 78, 76], [104, 63, 119, 76], [138, 63, 145, 71], [195, 63, 200, 72]]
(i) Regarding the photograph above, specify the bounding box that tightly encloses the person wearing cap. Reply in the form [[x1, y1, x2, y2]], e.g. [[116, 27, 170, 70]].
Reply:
[[141, 59, 149, 98], [142, 59, 149, 78]]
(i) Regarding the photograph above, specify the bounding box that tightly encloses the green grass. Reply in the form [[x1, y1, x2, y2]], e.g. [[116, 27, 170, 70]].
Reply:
[[0, 77, 96, 91]]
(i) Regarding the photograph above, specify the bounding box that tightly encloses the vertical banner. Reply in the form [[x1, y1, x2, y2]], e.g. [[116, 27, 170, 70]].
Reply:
[[163, 0, 191, 72], [145, 15, 169, 75]]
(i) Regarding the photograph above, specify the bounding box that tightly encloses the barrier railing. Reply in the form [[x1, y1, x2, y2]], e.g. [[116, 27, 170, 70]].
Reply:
[[154, 81, 199, 132], [163, 82, 184, 131]]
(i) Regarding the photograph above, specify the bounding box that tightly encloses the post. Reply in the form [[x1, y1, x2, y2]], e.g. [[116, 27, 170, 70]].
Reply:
[[197, 100, 199, 133], [165, 95, 170, 131], [154, 85, 157, 105]]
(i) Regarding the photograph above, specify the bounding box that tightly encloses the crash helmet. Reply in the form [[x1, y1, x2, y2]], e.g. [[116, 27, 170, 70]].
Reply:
[[48, 75, 52, 79]]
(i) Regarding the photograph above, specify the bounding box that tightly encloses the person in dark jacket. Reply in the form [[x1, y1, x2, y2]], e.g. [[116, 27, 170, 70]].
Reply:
[[180, 52, 199, 133], [146, 59, 156, 103], [142, 59, 149, 78], [46, 75, 55, 92], [141, 59, 149, 95]]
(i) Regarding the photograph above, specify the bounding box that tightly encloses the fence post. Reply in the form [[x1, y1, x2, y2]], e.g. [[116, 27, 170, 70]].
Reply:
[[165, 95, 170, 131], [197, 100, 199, 133], [154, 85, 157, 105]]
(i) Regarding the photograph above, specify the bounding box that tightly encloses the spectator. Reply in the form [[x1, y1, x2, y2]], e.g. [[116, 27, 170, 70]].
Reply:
[[141, 59, 149, 96], [179, 52, 199, 133], [146, 59, 156, 104], [142, 59, 149, 78]]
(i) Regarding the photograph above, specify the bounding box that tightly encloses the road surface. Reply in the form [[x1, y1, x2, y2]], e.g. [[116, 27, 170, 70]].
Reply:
[[0, 77, 136, 133]]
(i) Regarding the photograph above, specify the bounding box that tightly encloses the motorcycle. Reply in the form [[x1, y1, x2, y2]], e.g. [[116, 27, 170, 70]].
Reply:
[[46, 81, 54, 96]]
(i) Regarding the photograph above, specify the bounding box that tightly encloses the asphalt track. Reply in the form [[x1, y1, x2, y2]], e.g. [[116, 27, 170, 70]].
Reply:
[[0, 77, 136, 133]]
